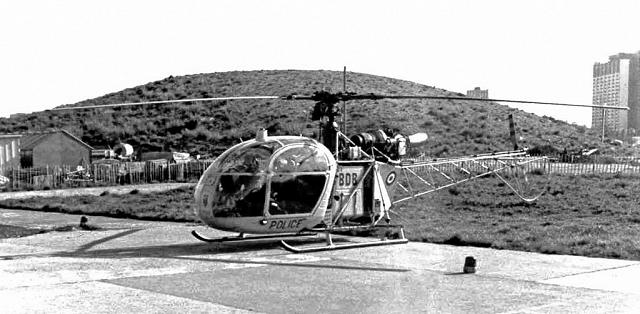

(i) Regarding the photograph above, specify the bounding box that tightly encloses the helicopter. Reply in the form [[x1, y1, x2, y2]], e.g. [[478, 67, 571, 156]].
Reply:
[[55, 75, 629, 253]]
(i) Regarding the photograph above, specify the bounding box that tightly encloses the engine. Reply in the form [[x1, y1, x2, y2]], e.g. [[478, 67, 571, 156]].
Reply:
[[349, 130, 428, 160]]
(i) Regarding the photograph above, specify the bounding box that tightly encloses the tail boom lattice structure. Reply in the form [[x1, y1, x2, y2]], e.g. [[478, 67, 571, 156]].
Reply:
[[392, 150, 548, 204]]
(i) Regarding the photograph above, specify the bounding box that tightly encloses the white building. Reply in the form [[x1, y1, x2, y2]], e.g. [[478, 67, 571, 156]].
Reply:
[[466, 87, 488, 99], [592, 52, 640, 135], [0, 134, 21, 174]]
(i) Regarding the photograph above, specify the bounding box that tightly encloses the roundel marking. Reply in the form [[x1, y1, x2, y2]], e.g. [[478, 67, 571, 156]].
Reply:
[[385, 171, 397, 185]]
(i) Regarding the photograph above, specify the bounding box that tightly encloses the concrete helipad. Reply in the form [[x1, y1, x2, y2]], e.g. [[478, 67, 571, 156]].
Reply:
[[1, 208, 640, 313]]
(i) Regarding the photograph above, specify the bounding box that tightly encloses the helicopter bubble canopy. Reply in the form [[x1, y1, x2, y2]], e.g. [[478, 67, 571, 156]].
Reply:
[[194, 134, 337, 233]]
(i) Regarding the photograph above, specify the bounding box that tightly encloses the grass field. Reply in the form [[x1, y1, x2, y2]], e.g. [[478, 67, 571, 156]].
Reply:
[[1, 173, 639, 260], [397, 173, 640, 260]]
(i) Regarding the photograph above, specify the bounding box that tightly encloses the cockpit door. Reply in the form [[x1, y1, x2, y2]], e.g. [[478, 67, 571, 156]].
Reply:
[[266, 144, 333, 217]]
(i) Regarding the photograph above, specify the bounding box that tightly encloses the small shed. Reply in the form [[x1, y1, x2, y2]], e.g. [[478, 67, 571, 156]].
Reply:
[[20, 130, 93, 168]]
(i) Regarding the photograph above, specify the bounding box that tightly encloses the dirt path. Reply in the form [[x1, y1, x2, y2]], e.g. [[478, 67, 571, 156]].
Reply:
[[0, 183, 195, 201]]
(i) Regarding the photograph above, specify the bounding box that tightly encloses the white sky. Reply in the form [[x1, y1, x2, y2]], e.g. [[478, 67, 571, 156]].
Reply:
[[1, 0, 638, 126]]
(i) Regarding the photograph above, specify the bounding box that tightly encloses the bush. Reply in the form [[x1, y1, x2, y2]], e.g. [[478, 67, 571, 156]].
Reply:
[[530, 168, 546, 176], [528, 144, 560, 156]]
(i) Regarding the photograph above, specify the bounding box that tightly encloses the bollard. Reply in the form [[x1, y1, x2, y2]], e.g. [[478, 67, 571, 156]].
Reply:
[[79, 216, 88, 228], [79, 216, 99, 230], [463, 256, 476, 274]]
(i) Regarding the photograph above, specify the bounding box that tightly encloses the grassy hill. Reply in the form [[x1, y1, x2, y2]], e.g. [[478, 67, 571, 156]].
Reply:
[[0, 70, 606, 158]]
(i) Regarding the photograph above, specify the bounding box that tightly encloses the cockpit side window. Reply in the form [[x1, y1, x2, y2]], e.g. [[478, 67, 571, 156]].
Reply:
[[269, 174, 326, 215], [268, 146, 330, 216]]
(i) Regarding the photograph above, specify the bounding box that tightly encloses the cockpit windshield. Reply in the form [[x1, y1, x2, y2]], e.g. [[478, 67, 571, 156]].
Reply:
[[273, 146, 329, 172], [207, 140, 331, 218], [218, 142, 281, 173]]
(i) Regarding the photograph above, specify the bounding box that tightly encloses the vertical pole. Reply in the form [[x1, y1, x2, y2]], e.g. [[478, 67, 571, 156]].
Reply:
[[508, 113, 518, 150], [601, 107, 606, 142], [342, 66, 347, 135], [333, 132, 340, 159]]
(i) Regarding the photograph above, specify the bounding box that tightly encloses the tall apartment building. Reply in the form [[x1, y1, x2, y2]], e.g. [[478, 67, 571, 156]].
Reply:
[[592, 52, 640, 135], [467, 87, 489, 99]]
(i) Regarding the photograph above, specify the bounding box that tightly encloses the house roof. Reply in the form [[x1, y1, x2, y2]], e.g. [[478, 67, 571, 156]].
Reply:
[[21, 133, 50, 150], [0, 134, 22, 139], [21, 130, 93, 151]]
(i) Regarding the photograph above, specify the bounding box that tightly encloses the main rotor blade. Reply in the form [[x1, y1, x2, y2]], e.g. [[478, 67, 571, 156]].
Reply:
[[329, 94, 628, 110], [49, 92, 628, 111], [439, 95, 628, 110], [51, 96, 282, 111]]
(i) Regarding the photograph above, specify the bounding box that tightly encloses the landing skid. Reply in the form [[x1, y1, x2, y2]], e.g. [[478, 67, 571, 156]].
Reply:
[[280, 227, 409, 253], [191, 230, 317, 243]]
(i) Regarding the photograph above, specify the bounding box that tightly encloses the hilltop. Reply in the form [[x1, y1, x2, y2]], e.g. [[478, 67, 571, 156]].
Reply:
[[0, 70, 605, 157]]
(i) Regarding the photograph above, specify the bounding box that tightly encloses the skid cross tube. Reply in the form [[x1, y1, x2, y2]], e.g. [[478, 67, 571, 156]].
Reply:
[[280, 226, 408, 253]]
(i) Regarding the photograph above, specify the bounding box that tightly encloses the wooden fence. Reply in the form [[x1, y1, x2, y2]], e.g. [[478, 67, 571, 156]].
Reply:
[[542, 160, 640, 175], [408, 154, 640, 176], [3, 154, 640, 192], [2, 160, 214, 191]]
